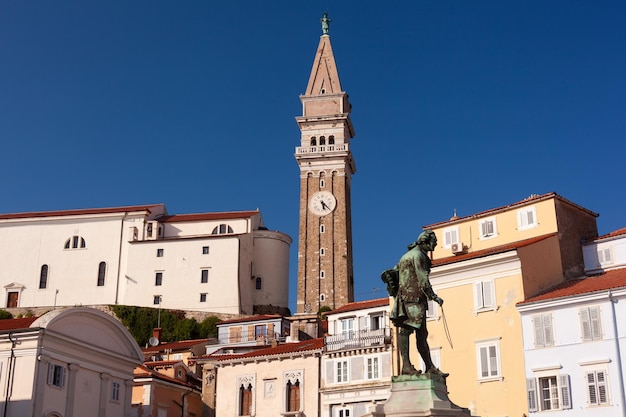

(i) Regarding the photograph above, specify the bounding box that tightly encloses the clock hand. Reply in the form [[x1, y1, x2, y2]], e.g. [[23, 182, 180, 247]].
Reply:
[[321, 201, 329, 210]]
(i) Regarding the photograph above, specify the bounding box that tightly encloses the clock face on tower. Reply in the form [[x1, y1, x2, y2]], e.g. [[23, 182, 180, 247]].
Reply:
[[309, 191, 337, 216]]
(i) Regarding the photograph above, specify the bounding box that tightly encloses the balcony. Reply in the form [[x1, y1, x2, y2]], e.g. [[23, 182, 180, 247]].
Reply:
[[295, 144, 349, 155], [324, 328, 391, 352]]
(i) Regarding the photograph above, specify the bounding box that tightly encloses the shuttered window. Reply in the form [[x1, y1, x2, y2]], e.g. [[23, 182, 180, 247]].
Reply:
[[473, 280, 495, 310], [580, 306, 602, 341], [587, 370, 609, 405], [532, 314, 554, 348]]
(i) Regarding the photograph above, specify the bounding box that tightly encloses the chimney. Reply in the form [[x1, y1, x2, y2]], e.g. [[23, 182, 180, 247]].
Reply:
[[153, 328, 162, 342]]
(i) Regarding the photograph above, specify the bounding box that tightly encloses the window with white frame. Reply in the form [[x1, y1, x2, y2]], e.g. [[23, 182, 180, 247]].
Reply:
[[47, 363, 66, 388], [580, 306, 603, 341], [479, 217, 497, 239], [443, 227, 459, 248], [426, 299, 439, 319], [597, 247, 612, 265], [586, 370, 609, 406], [336, 406, 352, 417], [532, 313, 554, 348], [476, 339, 501, 380], [527, 375, 571, 412], [370, 313, 384, 330], [320, 247, 326, 256], [284, 370, 303, 413], [339, 318, 354, 338], [517, 207, 537, 230], [473, 280, 495, 311], [419, 348, 441, 372], [336, 359, 348, 383], [366, 356, 380, 380], [237, 375, 255, 417]]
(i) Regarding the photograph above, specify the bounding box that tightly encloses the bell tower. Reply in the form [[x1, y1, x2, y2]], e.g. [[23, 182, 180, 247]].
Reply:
[[295, 14, 356, 314]]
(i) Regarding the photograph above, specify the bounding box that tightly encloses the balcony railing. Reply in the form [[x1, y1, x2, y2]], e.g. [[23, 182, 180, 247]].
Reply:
[[324, 328, 391, 352], [295, 144, 349, 154]]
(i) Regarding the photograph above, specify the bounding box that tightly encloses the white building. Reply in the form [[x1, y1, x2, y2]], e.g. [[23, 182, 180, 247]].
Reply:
[[321, 298, 393, 417], [0, 204, 291, 315], [0, 307, 143, 417], [517, 228, 626, 416]]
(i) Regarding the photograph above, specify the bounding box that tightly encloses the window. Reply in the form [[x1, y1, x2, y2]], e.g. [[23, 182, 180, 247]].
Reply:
[[476, 340, 501, 380], [39, 265, 48, 289], [255, 277, 262, 290], [212, 224, 234, 235], [310, 137, 316, 146], [319, 136, 326, 145], [111, 381, 120, 401], [336, 407, 351, 417], [155, 272, 163, 286], [200, 293, 207, 302], [153, 295, 161, 305], [336, 360, 348, 383], [320, 270, 325, 279], [479, 217, 497, 239], [597, 247, 612, 264], [339, 318, 354, 338], [320, 224, 325, 233], [518, 207, 537, 230], [47, 364, 66, 388], [533, 313, 554, 348], [443, 227, 459, 247], [580, 306, 602, 341], [286, 380, 300, 412], [426, 299, 439, 319], [328, 135, 335, 145], [320, 247, 326, 256], [473, 280, 495, 310], [366, 356, 380, 380], [370, 314, 384, 330], [320, 293, 326, 302], [201, 269, 209, 283], [255, 325, 266, 338], [320, 179, 325, 188], [156, 248, 164, 257], [586, 370, 609, 406], [64, 235, 86, 250], [202, 246, 209, 254], [239, 384, 253, 416], [97, 262, 106, 286], [527, 375, 571, 411]]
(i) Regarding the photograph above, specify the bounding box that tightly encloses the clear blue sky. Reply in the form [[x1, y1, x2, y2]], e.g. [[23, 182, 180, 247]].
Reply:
[[2, 2, 625, 313]]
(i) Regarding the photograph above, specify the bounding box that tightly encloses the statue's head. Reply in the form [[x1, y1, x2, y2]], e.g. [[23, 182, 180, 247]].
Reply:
[[416, 229, 437, 251]]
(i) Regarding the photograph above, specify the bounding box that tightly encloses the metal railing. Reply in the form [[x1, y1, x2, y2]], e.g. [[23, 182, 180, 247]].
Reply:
[[295, 144, 349, 154], [324, 328, 391, 352]]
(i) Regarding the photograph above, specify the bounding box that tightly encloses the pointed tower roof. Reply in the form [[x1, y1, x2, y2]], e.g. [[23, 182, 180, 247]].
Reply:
[[304, 34, 342, 96]]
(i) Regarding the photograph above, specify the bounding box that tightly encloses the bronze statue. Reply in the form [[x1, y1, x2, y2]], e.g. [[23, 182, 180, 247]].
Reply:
[[321, 12, 331, 35], [382, 230, 449, 377]]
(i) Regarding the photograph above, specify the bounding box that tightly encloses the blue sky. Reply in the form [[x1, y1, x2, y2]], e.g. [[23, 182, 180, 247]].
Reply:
[[2, 2, 625, 313]]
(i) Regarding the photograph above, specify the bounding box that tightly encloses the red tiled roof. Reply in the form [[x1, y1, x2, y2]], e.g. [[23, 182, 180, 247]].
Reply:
[[0, 204, 162, 220], [594, 227, 626, 241], [143, 360, 183, 368], [519, 268, 626, 305], [424, 192, 598, 229], [0, 317, 38, 330], [326, 298, 389, 315], [134, 364, 199, 389], [217, 314, 282, 326], [157, 210, 259, 223], [141, 338, 209, 353], [432, 233, 557, 267], [214, 338, 324, 361]]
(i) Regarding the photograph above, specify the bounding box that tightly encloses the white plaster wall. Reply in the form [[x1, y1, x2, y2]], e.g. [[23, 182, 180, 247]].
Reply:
[[252, 230, 292, 310], [162, 215, 257, 237]]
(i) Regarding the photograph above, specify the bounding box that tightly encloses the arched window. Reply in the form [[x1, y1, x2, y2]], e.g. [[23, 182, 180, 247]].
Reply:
[[255, 277, 262, 290], [329, 135, 335, 144], [310, 137, 317, 146], [239, 384, 253, 416], [212, 224, 234, 235], [64, 235, 86, 249], [39, 265, 48, 289], [286, 380, 300, 412], [319, 136, 326, 145], [97, 262, 106, 286]]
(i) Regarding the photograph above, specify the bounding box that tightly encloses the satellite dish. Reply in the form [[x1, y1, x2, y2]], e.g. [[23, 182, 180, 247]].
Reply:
[[149, 337, 159, 346]]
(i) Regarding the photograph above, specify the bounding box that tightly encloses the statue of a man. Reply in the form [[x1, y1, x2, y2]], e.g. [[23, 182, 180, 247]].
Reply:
[[381, 230, 449, 377], [321, 12, 331, 35]]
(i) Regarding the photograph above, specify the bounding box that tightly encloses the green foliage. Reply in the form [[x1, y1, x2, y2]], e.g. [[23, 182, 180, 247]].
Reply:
[[0, 310, 13, 320], [110, 305, 221, 346], [318, 305, 332, 319]]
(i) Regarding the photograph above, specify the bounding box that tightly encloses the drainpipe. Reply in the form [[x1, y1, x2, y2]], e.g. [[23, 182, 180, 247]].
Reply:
[[608, 289, 626, 417], [3, 333, 17, 417]]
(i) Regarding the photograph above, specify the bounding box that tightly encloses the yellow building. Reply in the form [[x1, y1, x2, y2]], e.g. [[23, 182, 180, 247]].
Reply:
[[399, 192, 598, 417]]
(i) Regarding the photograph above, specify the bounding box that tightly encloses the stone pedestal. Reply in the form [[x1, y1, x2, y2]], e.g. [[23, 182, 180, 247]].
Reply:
[[377, 374, 471, 417]]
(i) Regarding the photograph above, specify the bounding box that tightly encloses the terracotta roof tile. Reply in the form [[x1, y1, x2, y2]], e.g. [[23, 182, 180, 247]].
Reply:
[[519, 268, 626, 305], [0, 204, 163, 220], [326, 298, 389, 315], [594, 227, 626, 241], [432, 233, 556, 267], [214, 338, 324, 361], [0, 317, 38, 330], [157, 210, 259, 223], [141, 338, 209, 353]]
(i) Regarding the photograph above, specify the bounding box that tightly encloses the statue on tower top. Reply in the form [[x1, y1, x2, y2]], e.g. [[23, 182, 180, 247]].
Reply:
[[321, 12, 331, 35]]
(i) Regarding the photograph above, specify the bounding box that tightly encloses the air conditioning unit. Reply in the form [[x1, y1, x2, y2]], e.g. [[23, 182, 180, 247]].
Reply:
[[451, 242, 464, 254]]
